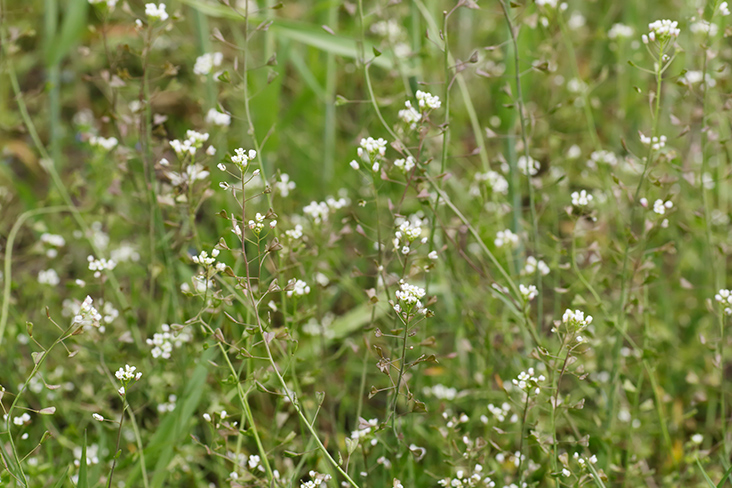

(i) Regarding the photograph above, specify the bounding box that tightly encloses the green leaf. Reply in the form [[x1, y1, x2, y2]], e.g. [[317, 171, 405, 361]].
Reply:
[[51, 467, 70, 488], [718, 462, 732, 487], [78, 431, 89, 488], [697, 458, 717, 488], [48, 0, 89, 66]]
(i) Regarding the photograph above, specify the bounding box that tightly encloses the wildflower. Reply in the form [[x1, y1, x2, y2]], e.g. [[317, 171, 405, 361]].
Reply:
[[608, 23, 634, 39], [115, 364, 142, 383], [571, 189, 593, 207], [395, 280, 426, 312], [494, 229, 519, 248], [562, 309, 593, 329], [157, 394, 177, 413], [714, 289, 732, 315], [89, 136, 118, 151], [535, 0, 558, 7], [72, 296, 102, 328], [393, 156, 416, 173], [721, 2, 731, 16], [87, 255, 117, 278], [519, 284, 538, 301], [398, 101, 421, 129], [146, 323, 191, 359], [248, 454, 261, 470], [89, 0, 117, 8], [38, 269, 60, 286], [487, 402, 514, 422], [286, 224, 304, 240], [588, 150, 618, 168], [511, 367, 545, 396], [691, 434, 704, 444], [145, 3, 168, 21], [231, 147, 256, 169], [690, 21, 718, 37], [287, 279, 311, 297], [303, 201, 330, 224], [642, 19, 680, 45], [524, 256, 550, 276], [204, 108, 231, 127], [92, 413, 104, 421], [474, 171, 509, 194], [202, 413, 211, 422], [193, 52, 224, 76], [275, 173, 296, 197], [640, 133, 666, 150], [652, 199, 672, 215], [349, 160, 360, 170], [428, 250, 439, 260], [357, 137, 388, 168], [248, 213, 266, 234], [370, 19, 403, 40], [415, 90, 441, 110], [13, 413, 31, 426], [562, 468, 571, 477], [681, 70, 716, 88], [517, 155, 540, 176]]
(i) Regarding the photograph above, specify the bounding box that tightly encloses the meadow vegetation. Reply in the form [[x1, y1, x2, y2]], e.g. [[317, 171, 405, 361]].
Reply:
[[1, 0, 732, 486]]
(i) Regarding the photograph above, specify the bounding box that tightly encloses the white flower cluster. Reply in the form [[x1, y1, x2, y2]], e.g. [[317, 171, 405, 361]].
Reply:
[[562, 308, 593, 329], [416, 90, 441, 110], [146, 324, 192, 359], [89, 0, 118, 8], [690, 21, 718, 37], [721, 2, 731, 16], [286, 224, 304, 240], [287, 279, 311, 297], [512, 368, 545, 396], [494, 229, 519, 248], [276, 173, 296, 197], [167, 163, 210, 187], [573, 452, 598, 469], [87, 255, 117, 278], [517, 155, 540, 176], [640, 133, 666, 150], [437, 464, 495, 488], [40, 233, 65, 257], [248, 212, 275, 234], [398, 101, 421, 130], [523, 257, 550, 276], [681, 70, 716, 87], [205, 108, 231, 127], [535, 0, 558, 7], [192, 249, 226, 274], [608, 23, 634, 39], [170, 130, 210, 157], [38, 269, 60, 286], [519, 284, 538, 301], [350, 418, 378, 441], [145, 3, 168, 21], [300, 471, 332, 488], [73, 443, 100, 467], [474, 171, 508, 194], [89, 136, 118, 151], [422, 384, 457, 400], [486, 402, 516, 423], [303, 197, 346, 224], [352, 137, 388, 172], [571, 189, 593, 207], [72, 296, 102, 328], [393, 156, 416, 173], [157, 394, 177, 413], [13, 413, 31, 426], [715, 289, 732, 315], [395, 280, 426, 313], [395, 216, 424, 246], [231, 147, 257, 169], [587, 150, 618, 168], [193, 52, 223, 76], [115, 364, 142, 383], [370, 19, 402, 41], [653, 199, 673, 215], [642, 20, 680, 45]]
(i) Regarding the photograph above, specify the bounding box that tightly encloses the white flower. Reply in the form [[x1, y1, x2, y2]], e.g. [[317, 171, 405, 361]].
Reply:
[[643, 19, 680, 45], [303, 201, 331, 224], [721, 2, 731, 16], [393, 156, 416, 173], [287, 279, 310, 297], [639, 133, 666, 150], [517, 155, 540, 176], [691, 433, 704, 444], [652, 199, 672, 215], [147, 323, 191, 359], [13, 413, 31, 426], [115, 364, 142, 383], [690, 21, 718, 37], [428, 250, 439, 260], [535, 0, 558, 7], [145, 3, 168, 21], [202, 413, 211, 422], [494, 229, 519, 248], [562, 468, 571, 477], [681, 70, 716, 87], [87, 255, 117, 278], [358, 137, 388, 161], [571, 189, 593, 207], [524, 256, 550, 276], [511, 367, 545, 396], [519, 284, 538, 301], [286, 224, 304, 240], [193, 52, 224, 76], [415, 90, 441, 110], [588, 150, 618, 168], [231, 147, 256, 168], [398, 101, 421, 129], [474, 171, 509, 194], [349, 160, 360, 170], [248, 454, 261, 470], [92, 413, 104, 422], [608, 23, 634, 39], [72, 296, 102, 328], [562, 309, 593, 330], [89, 0, 118, 8], [205, 108, 231, 127], [38, 269, 60, 286], [395, 280, 426, 311], [89, 136, 118, 151], [714, 289, 732, 315], [275, 174, 296, 197]]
